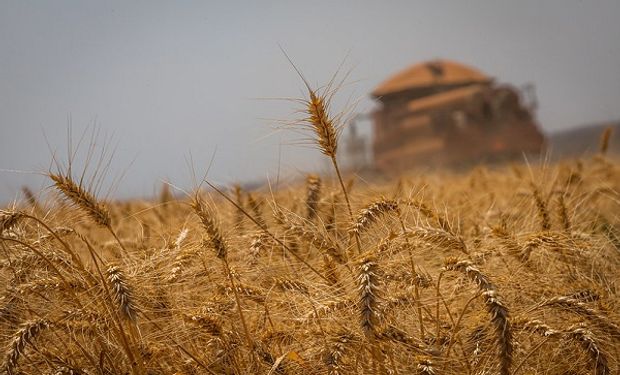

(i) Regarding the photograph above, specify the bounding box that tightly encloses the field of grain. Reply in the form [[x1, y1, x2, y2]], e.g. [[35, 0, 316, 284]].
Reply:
[[1, 85, 619, 375]]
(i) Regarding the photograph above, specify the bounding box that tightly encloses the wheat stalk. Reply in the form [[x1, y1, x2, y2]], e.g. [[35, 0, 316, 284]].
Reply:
[[540, 296, 620, 336], [350, 199, 399, 237], [406, 226, 469, 254], [599, 126, 613, 155], [191, 193, 255, 357], [530, 182, 551, 231], [444, 258, 512, 375], [191, 195, 227, 260], [306, 174, 321, 220], [3, 319, 49, 375]]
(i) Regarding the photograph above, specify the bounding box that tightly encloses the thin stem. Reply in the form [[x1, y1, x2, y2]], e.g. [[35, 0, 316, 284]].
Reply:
[[436, 272, 444, 347], [445, 293, 480, 356], [330, 157, 361, 253], [398, 214, 425, 340], [222, 258, 256, 356], [513, 337, 550, 375], [107, 225, 128, 254]]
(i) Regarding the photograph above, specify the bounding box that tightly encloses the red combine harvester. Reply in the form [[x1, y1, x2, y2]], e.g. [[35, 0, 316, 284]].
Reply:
[[371, 60, 545, 172]]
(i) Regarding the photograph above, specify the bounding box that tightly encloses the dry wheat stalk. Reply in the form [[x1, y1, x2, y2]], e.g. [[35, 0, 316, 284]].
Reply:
[[444, 258, 512, 375], [379, 326, 424, 350], [191, 195, 227, 260], [302, 87, 339, 158], [599, 127, 613, 155], [249, 230, 272, 263], [167, 249, 197, 282], [233, 184, 245, 230], [519, 319, 561, 337], [350, 199, 399, 236], [491, 226, 522, 259], [322, 254, 340, 285], [247, 193, 266, 227], [517, 319, 609, 375], [16, 277, 85, 295], [540, 296, 620, 336], [530, 182, 551, 231], [306, 174, 321, 220], [282, 55, 357, 250], [191, 194, 255, 356], [182, 314, 223, 337], [273, 277, 309, 294], [404, 199, 451, 233], [566, 326, 609, 375], [32, 227, 74, 246], [222, 283, 266, 304], [49, 173, 111, 227], [407, 227, 469, 254], [21, 186, 38, 208], [556, 193, 571, 233], [519, 232, 580, 262], [3, 319, 49, 375]]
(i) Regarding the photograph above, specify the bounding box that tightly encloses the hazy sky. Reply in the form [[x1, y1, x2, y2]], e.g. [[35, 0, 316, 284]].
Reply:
[[2, 1, 620, 202]]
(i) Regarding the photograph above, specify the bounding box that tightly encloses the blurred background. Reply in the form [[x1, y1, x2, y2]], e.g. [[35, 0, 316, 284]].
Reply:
[[1, 1, 620, 203]]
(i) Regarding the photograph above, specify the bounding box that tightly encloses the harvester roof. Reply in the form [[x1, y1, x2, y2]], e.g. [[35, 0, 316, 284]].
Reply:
[[372, 59, 491, 98]]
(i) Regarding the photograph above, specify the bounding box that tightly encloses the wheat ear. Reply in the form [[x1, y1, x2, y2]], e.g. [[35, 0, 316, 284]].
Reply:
[[444, 258, 512, 375], [556, 193, 571, 233], [324, 333, 353, 375], [358, 255, 386, 372], [106, 265, 138, 322], [407, 227, 469, 254], [516, 319, 609, 375], [358, 255, 382, 338], [191, 195, 227, 260], [416, 356, 436, 375], [49, 173, 130, 254], [529, 182, 551, 231], [3, 320, 49, 375], [567, 326, 609, 375], [49, 173, 111, 227], [350, 199, 399, 237], [0, 210, 23, 233], [282, 52, 358, 250], [540, 296, 620, 336]]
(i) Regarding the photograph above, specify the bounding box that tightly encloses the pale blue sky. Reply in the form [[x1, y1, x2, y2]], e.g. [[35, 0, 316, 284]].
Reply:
[[1, 1, 619, 202]]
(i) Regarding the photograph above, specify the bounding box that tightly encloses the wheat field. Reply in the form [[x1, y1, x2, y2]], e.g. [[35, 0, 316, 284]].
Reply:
[[1, 83, 619, 375]]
